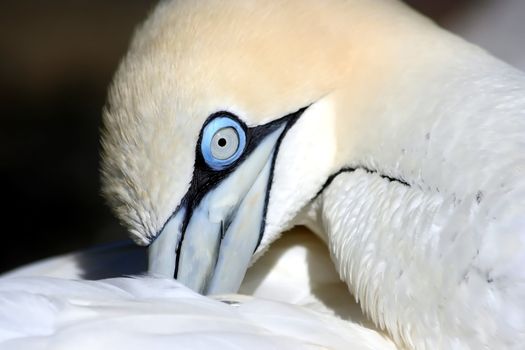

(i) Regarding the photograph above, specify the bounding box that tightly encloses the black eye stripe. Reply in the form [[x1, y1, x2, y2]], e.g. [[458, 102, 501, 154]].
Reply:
[[190, 107, 310, 210]]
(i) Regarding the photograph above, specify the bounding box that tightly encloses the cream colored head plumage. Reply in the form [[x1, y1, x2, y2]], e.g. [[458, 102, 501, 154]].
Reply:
[[101, 0, 438, 261], [101, 0, 368, 293], [102, 0, 344, 242]]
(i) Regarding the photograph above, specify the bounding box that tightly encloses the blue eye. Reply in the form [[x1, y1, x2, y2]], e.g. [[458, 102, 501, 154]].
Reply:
[[201, 116, 246, 170]]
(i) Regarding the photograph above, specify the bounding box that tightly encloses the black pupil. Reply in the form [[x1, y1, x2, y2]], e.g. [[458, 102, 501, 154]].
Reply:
[[218, 138, 227, 147]]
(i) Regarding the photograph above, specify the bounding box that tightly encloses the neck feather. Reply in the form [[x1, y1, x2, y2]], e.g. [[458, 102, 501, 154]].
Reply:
[[300, 18, 525, 350]]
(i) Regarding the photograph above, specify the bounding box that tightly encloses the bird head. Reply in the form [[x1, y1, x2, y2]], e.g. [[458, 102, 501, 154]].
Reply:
[[101, 0, 430, 294]]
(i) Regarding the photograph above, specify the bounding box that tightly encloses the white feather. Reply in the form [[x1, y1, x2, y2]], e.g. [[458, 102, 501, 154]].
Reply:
[[0, 228, 396, 350]]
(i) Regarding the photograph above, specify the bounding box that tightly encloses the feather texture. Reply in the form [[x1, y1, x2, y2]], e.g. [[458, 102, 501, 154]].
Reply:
[[0, 229, 395, 350], [309, 168, 525, 349]]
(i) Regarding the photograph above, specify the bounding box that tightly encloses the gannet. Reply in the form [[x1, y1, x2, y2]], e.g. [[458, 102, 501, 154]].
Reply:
[[100, 0, 525, 348]]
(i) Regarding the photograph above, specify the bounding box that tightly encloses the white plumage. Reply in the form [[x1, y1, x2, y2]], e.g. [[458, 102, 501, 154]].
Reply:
[[0, 228, 395, 349], [0, 277, 395, 350], [2, 0, 525, 349]]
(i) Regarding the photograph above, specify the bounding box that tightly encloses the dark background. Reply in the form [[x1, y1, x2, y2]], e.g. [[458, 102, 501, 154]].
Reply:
[[0, 0, 521, 273]]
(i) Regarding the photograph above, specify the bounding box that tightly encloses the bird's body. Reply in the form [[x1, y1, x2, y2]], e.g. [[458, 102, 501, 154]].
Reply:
[[0, 276, 396, 350], [3, 228, 371, 326], [0, 228, 396, 349], [5, 0, 524, 349], [2, 228, 352, 315], [304, 167, 525, 348]]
